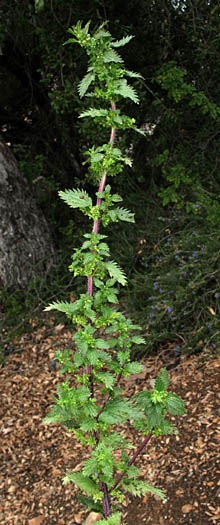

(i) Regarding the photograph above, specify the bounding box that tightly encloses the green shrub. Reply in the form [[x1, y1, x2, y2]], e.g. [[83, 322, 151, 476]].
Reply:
[[129, 208, 220, 355]]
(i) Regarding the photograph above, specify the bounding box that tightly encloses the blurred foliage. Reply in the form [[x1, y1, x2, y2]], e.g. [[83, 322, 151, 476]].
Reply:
[[125, 200, 220, 355]]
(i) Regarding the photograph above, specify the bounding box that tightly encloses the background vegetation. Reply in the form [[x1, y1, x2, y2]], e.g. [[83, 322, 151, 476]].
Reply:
[[1, 0, 220, 360]]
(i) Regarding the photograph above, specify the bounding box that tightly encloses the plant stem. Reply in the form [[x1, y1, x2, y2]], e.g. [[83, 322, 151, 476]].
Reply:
[[86, 102, 117, 515], [88, 100, 116, 298], [109, 432, 153, 493], [101, 481, 112, 519]]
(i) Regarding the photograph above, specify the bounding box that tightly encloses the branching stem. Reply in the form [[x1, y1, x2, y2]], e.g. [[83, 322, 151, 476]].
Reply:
[[110, 432, 153, 493]]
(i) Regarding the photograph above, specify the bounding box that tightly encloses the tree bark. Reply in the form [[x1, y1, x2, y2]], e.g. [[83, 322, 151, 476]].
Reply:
[[0, 140, 54, 289]]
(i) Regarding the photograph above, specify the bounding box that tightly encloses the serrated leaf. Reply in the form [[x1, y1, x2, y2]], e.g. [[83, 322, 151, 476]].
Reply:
[[156, 419, 176, 435], [147, 404, 163, 429], [78, 72, 95, 98], [114, 207, 135, 223], [166, 393, 185, 415], [96, 372, 115, 389], [111, 35, 134, 48], [95, 339, 111, 349], [79, 108, 108, 119], [84, 402, 99, 418], [123, 479, 165, 500], [125, 362, 144, 375], [141, 482, 166, 500], [155, 368, 169, 391], [63, 37, 78, 45], [100, 398, 138, 424], [63, 472, 99, 496], [114, 79, 139, 104], [78, 495, 103, 514], [130, 336, 146, 345], [44, 300, 80, 314], [74, 352, 84, 367], [117, 350, 129, 365], [124, 69, 144, 79], [80, 417, 97, 432], [59, 188, 92, 209], [105, 261, 127, 286], [82, 457, 98, 477], [96, 512, 121, 525], [103, 49, 123, 64], [87, 349, 100, 365], [94, 28, 112, 40], [107, 292, 119, 304]]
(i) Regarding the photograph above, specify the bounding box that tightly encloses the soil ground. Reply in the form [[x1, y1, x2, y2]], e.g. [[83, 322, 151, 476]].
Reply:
[[0, 319, 219, 525]]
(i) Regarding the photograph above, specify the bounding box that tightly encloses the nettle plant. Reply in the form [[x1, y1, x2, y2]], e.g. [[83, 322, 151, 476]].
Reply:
[[43, 22, 185, 524]]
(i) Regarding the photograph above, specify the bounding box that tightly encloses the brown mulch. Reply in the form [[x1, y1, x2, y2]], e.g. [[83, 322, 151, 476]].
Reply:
[[0, 319, 220, 525]]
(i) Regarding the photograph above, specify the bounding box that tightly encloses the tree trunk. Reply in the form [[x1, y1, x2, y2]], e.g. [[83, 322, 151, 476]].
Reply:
[[0, 140, 54, 289]]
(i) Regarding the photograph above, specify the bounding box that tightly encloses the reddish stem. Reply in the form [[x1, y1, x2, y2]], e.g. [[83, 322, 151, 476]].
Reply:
[[86, 102, 117, 517], [101, 481, 112, 519], [88, 101, 116, 297], [110, 432, 153, 493]]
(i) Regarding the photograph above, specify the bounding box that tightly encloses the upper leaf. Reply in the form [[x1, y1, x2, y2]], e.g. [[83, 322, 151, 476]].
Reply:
[[78, 72, 95, 98], [114, 79, 139, 104], [166, 393, 186, 415], [103, 49, 124, 64], [110, 35, 134, 48], [44, 300, 80, 314], [59, 188, 92, 209], [105, 261, 127, 286], [155, 368, 169, 391]]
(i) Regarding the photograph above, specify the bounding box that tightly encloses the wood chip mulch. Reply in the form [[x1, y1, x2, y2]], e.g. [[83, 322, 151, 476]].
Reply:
[[0, 320, 219, 525]]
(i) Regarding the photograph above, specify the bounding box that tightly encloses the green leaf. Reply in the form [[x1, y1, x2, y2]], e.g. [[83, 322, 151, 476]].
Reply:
[[124, 69, 144, 79], [44, 300, 80, 314], [96, 372, 115, 389], [80, 417, 97, 432], [63, 472, 99, 496], [155, 368, 169, 391], [95, 339, 111, 349], [144, 483, 166, 500], [59, 188, 92, 209], [95, 512, 121, 525], [105, 261, 127, 286], [87, 349, 100, 365], [147, 403, 163, 430], [111, 35, 134, 48], [74, 352, 84, 367], [124, 362, 144, 375], [154, 419, 176, 436], [103, 49, 123, 64], [114, 79, 139, 104], [166, 393, 185, 415], [82, 457, 98, 477], [130, 336, 146, 345], [94, 28, 112, 40], [78, 72, 95, 98], [122, 479, 165, 500], [100, 398, 138, 424], [84, 401, 99, 418], [79, 108, 108, 119], [113, 207, 135, 223], [77, 495, 103, 514]]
